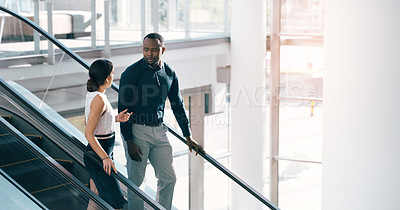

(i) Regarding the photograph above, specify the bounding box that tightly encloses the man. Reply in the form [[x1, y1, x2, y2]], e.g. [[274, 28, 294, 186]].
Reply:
[[118, 33, 204, 210]]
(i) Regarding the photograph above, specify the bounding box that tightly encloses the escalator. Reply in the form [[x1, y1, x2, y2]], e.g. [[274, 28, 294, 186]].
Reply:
[[0, 75, 164, 210], [0, 167, 48, 209], [0, 115, 112, 209], [0, 5, 279, 210]]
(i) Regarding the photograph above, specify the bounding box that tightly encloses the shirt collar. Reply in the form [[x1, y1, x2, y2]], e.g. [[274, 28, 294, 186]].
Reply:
[[142, 58, 164, 70]]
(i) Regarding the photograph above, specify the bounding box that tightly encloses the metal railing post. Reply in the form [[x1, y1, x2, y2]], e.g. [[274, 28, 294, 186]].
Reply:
[[103, 0, 110, 58], [91, 0, 96, 49], [184, 0, 190, 40], [46, 0, 54, 65], [0, 0, 7, 44], [141, 0, 146, 38], [152, 0, 159, 33], [224, 0, 229, 36], [270, 0, 281, 206], [33, 0, 40, 54]]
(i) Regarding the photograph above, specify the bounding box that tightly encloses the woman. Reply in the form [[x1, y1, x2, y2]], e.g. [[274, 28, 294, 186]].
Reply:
[[84, 59, 131, 209]]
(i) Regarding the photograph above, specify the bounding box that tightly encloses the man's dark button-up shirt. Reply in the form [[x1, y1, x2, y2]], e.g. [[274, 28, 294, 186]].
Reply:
[[118, 58, 191, 141]]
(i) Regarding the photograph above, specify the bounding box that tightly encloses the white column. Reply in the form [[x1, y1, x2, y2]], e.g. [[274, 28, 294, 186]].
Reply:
[[103, 0, 110, 58], [117, 0, 127, 26], [46, 1, 54, 65], [167, 0, 176, 31], [184, 0, 190, 40], [230, 0, 267, 209], [269, 0, 280, 205], [151, 0, 159, 33], [141, 0, 146, 38], [323, 1, 400, 210], [91, 0, 96, 49], [33, 0, 40, 54]]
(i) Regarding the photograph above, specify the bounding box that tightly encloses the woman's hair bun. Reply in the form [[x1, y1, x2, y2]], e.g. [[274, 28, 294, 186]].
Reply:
[[87, 78, 99, 92]]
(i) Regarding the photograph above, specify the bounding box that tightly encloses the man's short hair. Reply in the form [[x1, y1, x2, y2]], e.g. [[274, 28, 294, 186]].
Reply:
[[144, 33, 164, 46]]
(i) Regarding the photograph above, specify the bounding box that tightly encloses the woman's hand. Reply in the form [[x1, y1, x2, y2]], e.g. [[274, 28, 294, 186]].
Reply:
[[116, 109, 132, 122], [102, 157, 117, 176]]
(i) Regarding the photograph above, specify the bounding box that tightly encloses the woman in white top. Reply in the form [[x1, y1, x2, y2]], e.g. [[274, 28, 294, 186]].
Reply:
[[84, 59, 131, 209]]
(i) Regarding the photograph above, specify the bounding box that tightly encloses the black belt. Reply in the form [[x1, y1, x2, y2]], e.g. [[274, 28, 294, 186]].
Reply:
[[134, 122, 162, 127], [95, 132, 115, 139]]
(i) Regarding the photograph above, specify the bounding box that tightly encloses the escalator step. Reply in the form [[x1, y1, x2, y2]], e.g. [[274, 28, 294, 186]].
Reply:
[[0, 133, 43, 164], [0, 115, 12, 123], [0, 133, 39, 165], [24, 134, 43, 147], [0, 117, 43, 148], [0, 135, 36, 166], [55, 159, 74, 172], [1, 158, 71, 193], [0, 134, 38, 148], [0, 127, 9, 135], [0, 119, 89, 209], [32, 183, 88, 210]]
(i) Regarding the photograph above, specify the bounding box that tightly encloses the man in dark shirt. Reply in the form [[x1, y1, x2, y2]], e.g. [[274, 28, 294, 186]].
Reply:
[[118, 33, 204, 210]]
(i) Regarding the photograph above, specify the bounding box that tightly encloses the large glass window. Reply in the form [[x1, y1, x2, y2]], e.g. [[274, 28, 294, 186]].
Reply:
[[279, 161, 322, 210], [268, 0, 324, 209], [0, 0, 230, 59], [279, 45, 323, 161], [280, 0, 324, 34]]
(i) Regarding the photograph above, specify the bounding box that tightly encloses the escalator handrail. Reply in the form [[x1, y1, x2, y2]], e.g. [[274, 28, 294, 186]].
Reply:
[[167, 126, 280, 209], [0, 6, 279, 210], [0, 117, 114, 210]]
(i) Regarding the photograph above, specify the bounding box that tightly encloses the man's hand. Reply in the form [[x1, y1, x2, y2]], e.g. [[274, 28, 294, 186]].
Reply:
[[127, 140, 143, 162], [186, 136, 205, 156]]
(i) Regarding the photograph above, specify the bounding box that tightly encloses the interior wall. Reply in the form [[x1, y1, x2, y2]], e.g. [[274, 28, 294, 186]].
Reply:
[[323, 1, 400, 210]]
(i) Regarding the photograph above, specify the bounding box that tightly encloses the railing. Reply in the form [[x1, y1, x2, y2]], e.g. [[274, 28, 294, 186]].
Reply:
[[0, 6, 280, 210]]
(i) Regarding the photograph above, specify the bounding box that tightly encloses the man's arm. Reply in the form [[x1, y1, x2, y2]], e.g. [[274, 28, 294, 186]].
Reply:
[[118, 69, 143, 161], [168, 73, 205, 155], [118, 71, 134, 141], [167, 73, 191, 137]]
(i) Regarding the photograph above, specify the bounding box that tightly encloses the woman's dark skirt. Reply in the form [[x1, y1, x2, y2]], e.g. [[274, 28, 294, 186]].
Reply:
[[84, 134, 125, 209]]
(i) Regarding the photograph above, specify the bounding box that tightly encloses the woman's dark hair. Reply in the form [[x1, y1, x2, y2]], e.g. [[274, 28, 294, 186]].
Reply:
[[87, 59, 113, 92]]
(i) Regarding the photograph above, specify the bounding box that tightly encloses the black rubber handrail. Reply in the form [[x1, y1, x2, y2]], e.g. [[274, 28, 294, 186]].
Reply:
[[0, 6, 280, 210], [167, 126, 280, 209]]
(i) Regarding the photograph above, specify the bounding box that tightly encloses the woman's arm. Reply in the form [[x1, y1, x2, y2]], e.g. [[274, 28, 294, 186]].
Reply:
[[115, 109, 132, 122], [85, 95, 116, 175]]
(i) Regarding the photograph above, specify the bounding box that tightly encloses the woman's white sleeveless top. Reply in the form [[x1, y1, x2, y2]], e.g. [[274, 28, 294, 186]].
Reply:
[[85, 91, 115, 135]]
